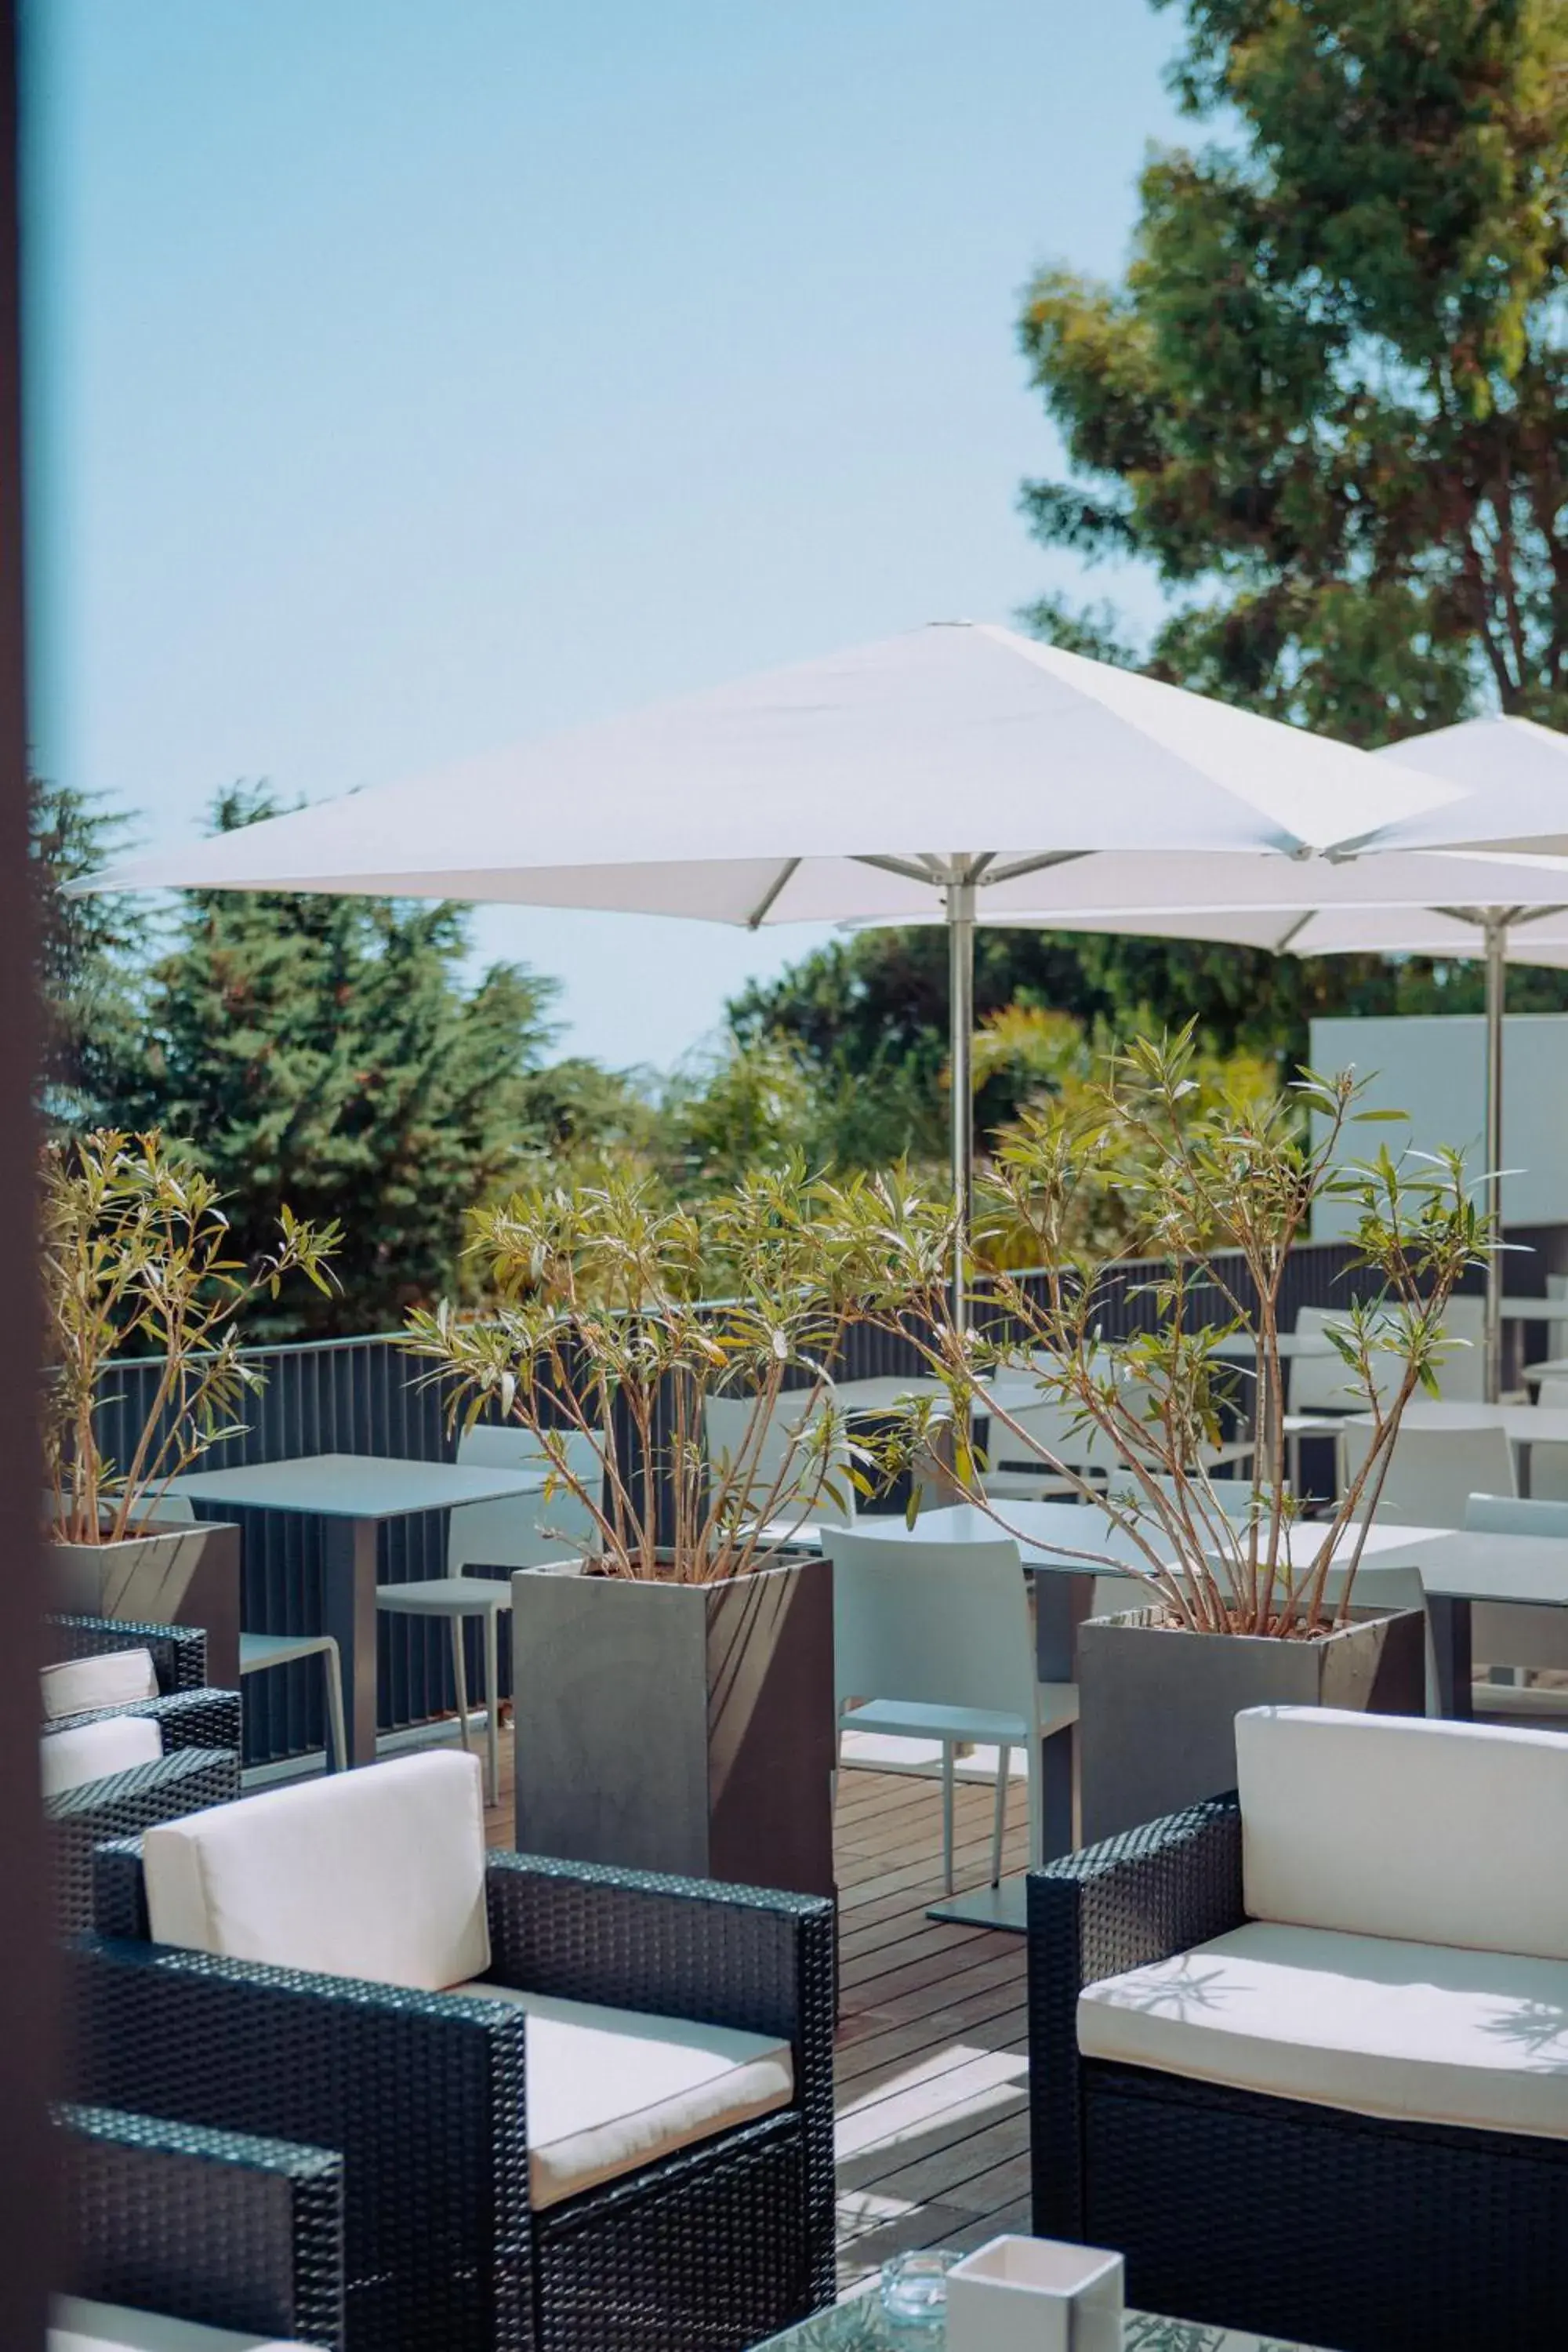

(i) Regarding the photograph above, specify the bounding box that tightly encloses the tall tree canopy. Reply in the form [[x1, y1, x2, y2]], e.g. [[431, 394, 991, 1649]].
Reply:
[[1019, 0, 1568, 736], [734, 2, 1568, 1104], [31, 778, 149, 1130], [121, 789, 558, 1337]]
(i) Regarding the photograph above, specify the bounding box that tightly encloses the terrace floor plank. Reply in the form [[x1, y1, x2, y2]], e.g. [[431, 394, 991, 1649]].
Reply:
[[483, 1729, 1032, 2298]]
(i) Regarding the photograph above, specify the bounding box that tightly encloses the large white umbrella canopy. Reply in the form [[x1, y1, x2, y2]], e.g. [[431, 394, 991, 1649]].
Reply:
[[986, 713, 1568, 1396], [83, 620, 1468, 1307]]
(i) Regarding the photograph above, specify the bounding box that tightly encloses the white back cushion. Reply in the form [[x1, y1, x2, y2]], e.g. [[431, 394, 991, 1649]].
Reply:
[[41, 1714, 162, 1798], [1238, 1705, 1568, 1961], [143, 1749, 490, 1990], [41, 1647, 158, 1722]]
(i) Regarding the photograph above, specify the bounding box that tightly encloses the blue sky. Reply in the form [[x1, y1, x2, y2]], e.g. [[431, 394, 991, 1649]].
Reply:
[[24, 0, 1185, 1071]]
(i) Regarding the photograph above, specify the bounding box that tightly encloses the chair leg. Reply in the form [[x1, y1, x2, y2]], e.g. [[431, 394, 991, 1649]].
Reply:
[[482, 1606, 501, 1810], [321, 1636, 349, 1774], [449, 1616, 471, 1755], [941, 1740, 955, 1896], [990, 1744, 1010, 1886]]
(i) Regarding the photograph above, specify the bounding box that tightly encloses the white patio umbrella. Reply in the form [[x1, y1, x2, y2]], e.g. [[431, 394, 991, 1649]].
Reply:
[[82, 621, 1469, 1308], [975, 713, 1568, 1396]]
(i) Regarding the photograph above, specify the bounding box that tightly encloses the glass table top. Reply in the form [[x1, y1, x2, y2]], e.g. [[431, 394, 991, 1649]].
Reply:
[[757, 2294, 1326, 2350]]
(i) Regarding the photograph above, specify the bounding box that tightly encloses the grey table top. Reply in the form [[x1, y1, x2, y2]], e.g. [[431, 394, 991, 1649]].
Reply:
[[758, 2290, 1326, 2348], [848, 1498, 1568, 1609], [167, 1451, 546, 1520]]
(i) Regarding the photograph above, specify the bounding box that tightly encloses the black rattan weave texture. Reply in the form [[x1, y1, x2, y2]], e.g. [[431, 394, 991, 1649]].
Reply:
[[48, 1748, 241, 1934], [1028, 1791, 1568, 2352], [72, 1847, 837, 2352], [1028, 1794, 1243, 2240], [45, 1613, 209, 1690], [56, 2100, 344, 2350]]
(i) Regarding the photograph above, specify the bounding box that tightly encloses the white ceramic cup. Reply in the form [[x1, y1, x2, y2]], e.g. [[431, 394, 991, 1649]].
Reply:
[[946, 2234, 1124, 2352]]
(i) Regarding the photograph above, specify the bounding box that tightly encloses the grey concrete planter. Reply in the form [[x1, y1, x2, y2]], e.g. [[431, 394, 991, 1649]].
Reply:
[[511, 1552, 834, 1898], [50, 1517, 241, 1687], [1078, 1601, 1427, 1846]]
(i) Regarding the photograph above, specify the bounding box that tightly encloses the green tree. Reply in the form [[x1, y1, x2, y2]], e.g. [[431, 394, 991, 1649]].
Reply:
[[31, 777, 150, 1129], [125, 787, 558, 1337], [1018, 0, 1568, 735], [1008, 0, 1568, 1047]]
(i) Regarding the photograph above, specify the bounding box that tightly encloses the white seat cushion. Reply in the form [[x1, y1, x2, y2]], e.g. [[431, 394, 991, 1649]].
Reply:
[[1237, 1705, 1568, 1962], [1080, 1919, 1568, 2140], [143, 1749, 489, 1991], [454, 1982, 794, 2207], [50, 2296, 312, 2351], [42, 1647, 158, 1722], [42, 1713, 163, 1798]]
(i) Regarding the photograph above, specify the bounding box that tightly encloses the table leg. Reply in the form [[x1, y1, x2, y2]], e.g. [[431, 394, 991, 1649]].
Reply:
[[322, 1515, 379, 1766], [1428, 1595, 1473, 1722]]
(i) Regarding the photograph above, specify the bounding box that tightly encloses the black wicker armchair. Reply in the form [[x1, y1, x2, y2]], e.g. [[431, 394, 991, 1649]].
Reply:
[[67, 1754, 836, 2352], [42, 1615, 242, 1934], [55, 2101, 343, 2349], [1029, 1708, 1568, 2352]]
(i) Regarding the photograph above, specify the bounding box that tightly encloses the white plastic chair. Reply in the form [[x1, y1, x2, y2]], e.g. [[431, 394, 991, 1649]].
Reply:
[[378, 1425, 606, 1806], [703, 1388, 855, 1547], [1524, 1376, 1568, 1503], [1340, 1419, 1515, 1530], [157, 1492, 348, 1774], [982, 1394, 1117, 1500], [829, 1529, 1077, 1895], [1462, 1491, 1568, 1718]]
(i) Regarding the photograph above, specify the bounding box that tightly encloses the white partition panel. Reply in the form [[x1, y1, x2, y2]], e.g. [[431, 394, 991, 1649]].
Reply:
[[1309, 1014, 1568, 1239]]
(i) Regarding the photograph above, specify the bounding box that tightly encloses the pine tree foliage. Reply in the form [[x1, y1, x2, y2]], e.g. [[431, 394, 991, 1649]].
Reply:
[[121, 788, 558, 1336], [31, 777, 151, 1131]]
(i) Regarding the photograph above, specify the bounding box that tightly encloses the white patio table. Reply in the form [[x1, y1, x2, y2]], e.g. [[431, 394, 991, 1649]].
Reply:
[[168, 1453, 545, 1766]]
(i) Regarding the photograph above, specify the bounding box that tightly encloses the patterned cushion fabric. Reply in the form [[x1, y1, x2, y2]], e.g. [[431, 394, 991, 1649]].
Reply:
[[1080, 1919, 1568, 2140], [41, 1648, 158, 1722], [143, 1749, 490, 1991], [454, 1982, 795, 2207]]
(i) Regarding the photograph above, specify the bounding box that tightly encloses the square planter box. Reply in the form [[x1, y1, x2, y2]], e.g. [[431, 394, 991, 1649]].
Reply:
[[51, 1517, 241, 1689], [511, 1551, 835, 1898], [1078, 1600, 1427, 1846]]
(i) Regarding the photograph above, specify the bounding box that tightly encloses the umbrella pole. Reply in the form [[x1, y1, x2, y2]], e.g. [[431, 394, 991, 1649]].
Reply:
[[1483, 913, 1506, 1403], [947, 877, 976, 1335]]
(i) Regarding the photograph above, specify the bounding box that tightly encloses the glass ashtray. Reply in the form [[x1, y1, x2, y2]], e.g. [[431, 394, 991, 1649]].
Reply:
[[880, 2248, 958, 2328]]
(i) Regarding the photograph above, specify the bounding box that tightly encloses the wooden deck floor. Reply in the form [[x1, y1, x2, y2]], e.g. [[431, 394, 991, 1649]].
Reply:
[[484, 1739, 1031, 2296]]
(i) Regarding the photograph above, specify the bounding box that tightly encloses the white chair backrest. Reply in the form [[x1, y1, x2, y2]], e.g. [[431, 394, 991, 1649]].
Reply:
[[829, 1531, 1035, 1722], [142, 1748, 490, 1989], [1237, 1704, 1568, 1960], [1288, 1305, 1396, 1414], [1537, 1379, 1568, 1410], [985, 1395, 1116, 1478], [1341, 1419, 1515, 1528], [1432, 1295, 1485, 1401], [1465, 1492, 1568, 1540], [1549, 1272, 1568, 1361], [1143, 1472, 1255, 1523], [1462, 1490, 1568, 1672], [41, 1711, 162, 1798], [704, 1391, 854, 1525], [41, 1646, 158, 1722], [151, 1493, 195, 1524], [450, 1425, 605, 1572]]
